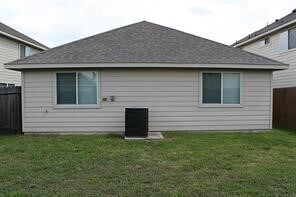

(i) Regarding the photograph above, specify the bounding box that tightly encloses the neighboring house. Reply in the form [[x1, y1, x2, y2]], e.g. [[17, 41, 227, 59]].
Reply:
[[0, 22, 48, 86], [5, 21, 287, 134], [232, 9, 296, 88]]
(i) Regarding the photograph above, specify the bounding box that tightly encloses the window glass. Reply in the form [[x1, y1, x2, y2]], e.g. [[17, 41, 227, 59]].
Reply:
[[202, 73, 221, 103], [20, 45, 26, 58], [288, 28, 296, 49], [78, 72, 97, 104], [223, 73, 240, 104], [57, 73, 76, 104]]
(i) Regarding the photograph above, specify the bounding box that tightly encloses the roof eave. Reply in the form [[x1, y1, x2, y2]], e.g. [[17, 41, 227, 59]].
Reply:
[[0, 30, 48, 50], [4, 63, 289, 71], [233, 18, 296, 48]]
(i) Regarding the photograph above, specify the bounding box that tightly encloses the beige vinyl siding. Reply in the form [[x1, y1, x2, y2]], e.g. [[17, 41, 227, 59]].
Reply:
[[241, 32, 296, 88], [0, 35, 42, 85], [22, 68, 272, 133], [0, 36, 21, 85]]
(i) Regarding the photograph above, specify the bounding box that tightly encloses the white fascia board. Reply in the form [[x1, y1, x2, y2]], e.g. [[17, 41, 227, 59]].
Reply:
[[233, 19, 296, 48], [0, 30, 48, 50], [4, 63, 289, 70]]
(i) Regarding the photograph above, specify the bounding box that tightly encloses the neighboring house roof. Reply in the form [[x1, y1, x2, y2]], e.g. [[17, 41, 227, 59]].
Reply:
[[5, 21, 287, 70], [232, 9, 296, 47], [0, 21, 48, 50]]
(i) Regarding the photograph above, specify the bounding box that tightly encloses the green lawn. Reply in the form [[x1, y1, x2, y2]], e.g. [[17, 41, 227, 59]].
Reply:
[[0, 129, 295, 196]]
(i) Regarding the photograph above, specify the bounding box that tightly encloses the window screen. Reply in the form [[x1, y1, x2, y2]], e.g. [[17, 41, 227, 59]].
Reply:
[[223, 73, 240, 104], [78, 72, 97, 104]]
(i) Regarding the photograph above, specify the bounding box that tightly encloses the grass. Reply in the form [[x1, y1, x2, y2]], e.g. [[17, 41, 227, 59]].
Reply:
[[0, 129, 295, 196]]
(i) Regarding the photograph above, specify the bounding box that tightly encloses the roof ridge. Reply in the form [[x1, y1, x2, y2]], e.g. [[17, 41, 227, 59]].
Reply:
[[34, 21, 146, 54], [5, 21, 287, 66], [6, 21, 148, 65], [232, 9, 296, 46], [143, 21, 286, 65], [0, 21, 48, 49]]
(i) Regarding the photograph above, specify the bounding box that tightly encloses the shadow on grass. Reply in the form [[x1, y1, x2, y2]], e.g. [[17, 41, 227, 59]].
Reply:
[[273, 127, 296, 135], [104, 134, 123, 139]]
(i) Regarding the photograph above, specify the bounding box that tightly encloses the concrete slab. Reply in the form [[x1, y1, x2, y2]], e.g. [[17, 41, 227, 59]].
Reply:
[[124, 132, 164, 140]]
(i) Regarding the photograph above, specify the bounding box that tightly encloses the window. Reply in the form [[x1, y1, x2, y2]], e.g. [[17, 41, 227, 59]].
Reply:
[[56, 72, 98, 105], [288, 27, 296, 49], [264, 37, 270, 45], [19, 45, 31, 58], [202, 72, 240, 105]]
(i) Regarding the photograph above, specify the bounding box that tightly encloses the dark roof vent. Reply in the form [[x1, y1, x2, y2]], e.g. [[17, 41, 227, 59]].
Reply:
[[275, 19, 279, 22], [292, 9, 296, 13]]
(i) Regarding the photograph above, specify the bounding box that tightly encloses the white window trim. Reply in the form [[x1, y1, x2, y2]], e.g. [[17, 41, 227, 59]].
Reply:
[[53, 71, 101, 109], [280, 45, 296, 54], [199, 71, 243, 108]]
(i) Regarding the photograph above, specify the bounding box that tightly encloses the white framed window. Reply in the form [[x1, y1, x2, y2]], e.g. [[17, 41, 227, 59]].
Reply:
[[260, 37, 271, 47], [264, 37, 270, 45], [19, 45, 31, 58], [55, 71, 100, 107], [200, 72, 242, 106]]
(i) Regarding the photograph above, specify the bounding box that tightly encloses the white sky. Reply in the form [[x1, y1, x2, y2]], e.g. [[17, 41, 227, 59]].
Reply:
[[0, 0, 295, 48]]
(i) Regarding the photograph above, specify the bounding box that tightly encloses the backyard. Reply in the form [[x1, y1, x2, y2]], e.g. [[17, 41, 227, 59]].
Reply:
[[0, 129, 295, 196]]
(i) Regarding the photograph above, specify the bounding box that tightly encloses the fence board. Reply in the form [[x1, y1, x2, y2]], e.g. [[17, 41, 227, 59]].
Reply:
[[273, 87, 296, 129], [0, 86, 22, 135]]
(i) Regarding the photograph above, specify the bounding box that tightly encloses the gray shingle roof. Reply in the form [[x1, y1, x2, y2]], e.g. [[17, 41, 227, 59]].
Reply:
[[232, 9, 296, 46], [0, 21, 48, 50], [7, 21, 284, 66]]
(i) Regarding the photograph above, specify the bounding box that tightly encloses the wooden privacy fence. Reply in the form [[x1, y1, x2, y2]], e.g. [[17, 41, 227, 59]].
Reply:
[[0, 86, 22, 135], [273, 87, 296, 129]]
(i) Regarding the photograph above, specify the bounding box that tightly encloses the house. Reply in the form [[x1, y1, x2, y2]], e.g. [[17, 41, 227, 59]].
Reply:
[[5, 21, 287, 134], [232, 9, 296, 128], [0, 21, 48, 86], [232, 9, 296, 89]]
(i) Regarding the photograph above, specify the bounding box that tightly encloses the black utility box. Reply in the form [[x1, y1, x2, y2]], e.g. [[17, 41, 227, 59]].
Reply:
[[125, 108, 148, 137]]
